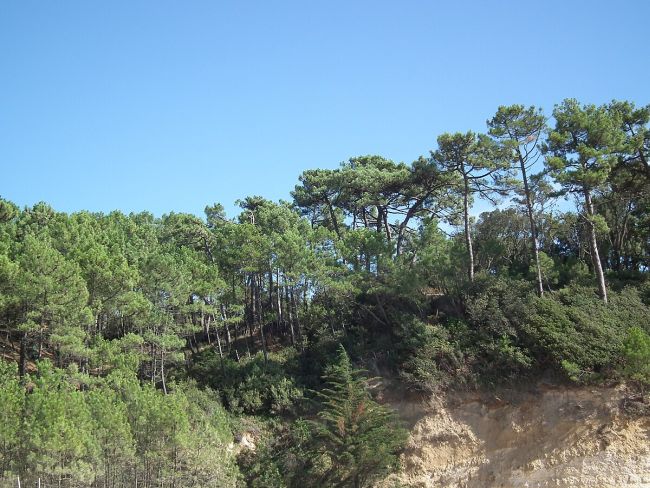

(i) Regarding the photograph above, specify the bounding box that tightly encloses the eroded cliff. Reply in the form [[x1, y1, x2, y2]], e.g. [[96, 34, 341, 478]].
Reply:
[[382, 383, 650, 487]]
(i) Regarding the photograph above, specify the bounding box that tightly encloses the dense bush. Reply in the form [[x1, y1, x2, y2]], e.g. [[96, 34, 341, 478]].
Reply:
[[460, 276, 536, 382], [524, 286, 650, 381], [191, 349, 304, 415], [393, 277, 650, 389], [392, 276, 538, 389], [395, 315, 465, 391], [306, 347, 408, 487], [621, 327, 650, 386], [243, 347, 407, 488]]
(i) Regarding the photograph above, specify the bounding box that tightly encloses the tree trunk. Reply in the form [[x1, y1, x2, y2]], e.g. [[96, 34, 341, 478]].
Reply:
[[150, 344, 157, 384], [19, 332, 28, 377], [383, 209, 392, 242], [220, 304, 231, 348], [396, 198, 424, 257], [462, 174, 475, 282], [160, 350, 167, 395], [290, 287, 303, 350], [256, 274, 268, 363], [247, 276, 255, 355], [518, 151, 544, 296], [376, 206, 383, 233], [276, 269, 283, 331], [203, 309, 211, 344], [212, 314, 225, 374], [285, 286, 296, 346], [584, 189, 608, 303], [325, 196, 342, 240]]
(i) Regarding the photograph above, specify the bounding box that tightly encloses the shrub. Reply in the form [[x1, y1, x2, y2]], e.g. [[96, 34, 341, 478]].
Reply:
[[622, 326, 650, 386], [457, 276, 536, 382], [193, 349, 304, 415], [395, 315, 464, 391], [524, 286, 650, 382]]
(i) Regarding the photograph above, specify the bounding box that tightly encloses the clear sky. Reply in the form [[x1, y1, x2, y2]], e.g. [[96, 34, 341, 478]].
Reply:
[[1, 1, 648, 218]]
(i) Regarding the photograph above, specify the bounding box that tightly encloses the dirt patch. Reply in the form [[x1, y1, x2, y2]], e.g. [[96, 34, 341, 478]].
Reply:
[[381, 383, 650, 487]]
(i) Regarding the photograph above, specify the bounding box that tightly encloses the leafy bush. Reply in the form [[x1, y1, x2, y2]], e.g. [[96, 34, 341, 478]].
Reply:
[[192, 349, 304, 415], [395, 315, 464, 391], [524, 286, 650, 382], [454, 276, 536, 382], [622, 326, 650, 386]]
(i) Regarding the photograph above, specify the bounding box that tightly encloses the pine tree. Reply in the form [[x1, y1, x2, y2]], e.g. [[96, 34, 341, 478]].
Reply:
[[308, 346, 407, 488], [432, 132, 510, 282], [544, 99, 625, 303], [488, 105, 548, 296]]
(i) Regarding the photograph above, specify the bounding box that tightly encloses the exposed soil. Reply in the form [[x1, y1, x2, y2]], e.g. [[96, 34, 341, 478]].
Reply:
[[380, 382, 650, 487]]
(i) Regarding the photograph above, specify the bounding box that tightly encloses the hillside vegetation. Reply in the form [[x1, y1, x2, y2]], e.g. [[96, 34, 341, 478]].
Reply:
[[0, 100, 649, 487]]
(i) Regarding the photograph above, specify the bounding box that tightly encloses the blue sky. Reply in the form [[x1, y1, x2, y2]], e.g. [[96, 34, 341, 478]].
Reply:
[[1, 1, 648, 218]]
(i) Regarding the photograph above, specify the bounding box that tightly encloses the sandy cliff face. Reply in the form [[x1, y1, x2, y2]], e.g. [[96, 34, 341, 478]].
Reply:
[[382, 384, 650, 488]]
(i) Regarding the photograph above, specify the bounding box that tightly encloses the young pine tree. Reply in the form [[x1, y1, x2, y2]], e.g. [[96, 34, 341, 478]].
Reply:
[[308, 346, 407, 488]]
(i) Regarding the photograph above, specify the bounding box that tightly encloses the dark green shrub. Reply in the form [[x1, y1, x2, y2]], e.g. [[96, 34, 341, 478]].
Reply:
[[622, 326, 650, 386], [457, 276, 536, 382], [395, 315, 465, 391], [524, 286, 650, 381], [192, 349, 304, 415]]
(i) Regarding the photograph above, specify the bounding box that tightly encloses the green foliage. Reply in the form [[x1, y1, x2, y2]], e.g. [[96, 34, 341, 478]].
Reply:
[[412, 219, 462, 294], [453, 276, 536, 383], [192, 349, 304, 415], [21, 361, 99, 485], [399, 277, 650, 388], [238, 431, 289, 488], [306, 346, 407, 488], [524, 287, 650, 381], [395, 315, 463, 391], [0, 361, 23, 477], [0, 359, 239, 487], [86, 386, 136, 483], [92, 333, 145, 374], [0, 96, 649, 486], [622, 327, 650, 385], [545, 99, 624, 191]]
